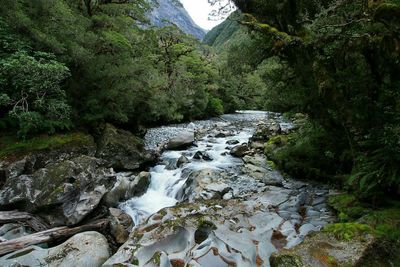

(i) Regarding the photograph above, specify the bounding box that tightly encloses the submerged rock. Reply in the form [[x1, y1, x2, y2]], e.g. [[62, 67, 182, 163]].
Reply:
[[176, 155, 190, 168], [0, 231, 110, 267], [226, 139, 240, 145], [193, 151, 213, 161]]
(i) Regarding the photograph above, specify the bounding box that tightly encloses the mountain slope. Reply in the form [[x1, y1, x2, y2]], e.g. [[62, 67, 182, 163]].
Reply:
[[203, 12, 241, 47], [149, 0, 206, 40]]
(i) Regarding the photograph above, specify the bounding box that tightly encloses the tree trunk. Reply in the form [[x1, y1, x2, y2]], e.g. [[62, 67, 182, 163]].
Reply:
[[0, 210, 49, 232]]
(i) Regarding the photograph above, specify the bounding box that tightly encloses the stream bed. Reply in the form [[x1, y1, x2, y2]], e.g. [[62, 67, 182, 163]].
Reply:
[[109, 111, 336, 267]]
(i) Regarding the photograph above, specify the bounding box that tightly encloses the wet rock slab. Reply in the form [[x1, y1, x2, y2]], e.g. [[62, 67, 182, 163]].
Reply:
[[106, 182, 335, 267]]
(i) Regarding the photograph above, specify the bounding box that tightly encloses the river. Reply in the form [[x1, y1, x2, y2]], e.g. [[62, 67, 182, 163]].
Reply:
[[112, 111, 335, 266]]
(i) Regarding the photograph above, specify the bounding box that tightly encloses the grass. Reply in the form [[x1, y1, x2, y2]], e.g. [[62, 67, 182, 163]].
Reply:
[[0, 132, 92, 159]]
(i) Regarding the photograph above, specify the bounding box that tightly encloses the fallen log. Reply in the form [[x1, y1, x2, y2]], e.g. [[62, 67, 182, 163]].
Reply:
[[0, 210, 49, 232], [0, 219, 109, 256], [0, 210, 32, 223]]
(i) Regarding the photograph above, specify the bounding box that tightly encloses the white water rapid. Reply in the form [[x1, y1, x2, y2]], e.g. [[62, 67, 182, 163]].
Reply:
[[119, 111, 271, 225]]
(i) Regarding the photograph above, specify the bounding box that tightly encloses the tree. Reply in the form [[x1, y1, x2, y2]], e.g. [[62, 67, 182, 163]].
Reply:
[[226, 0, 400, 197], [0, 52, 71, 137]]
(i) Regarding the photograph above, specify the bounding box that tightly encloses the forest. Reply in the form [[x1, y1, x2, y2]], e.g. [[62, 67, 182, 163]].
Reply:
[[2, 0, 398, 198], [0, 0, 399, 265]]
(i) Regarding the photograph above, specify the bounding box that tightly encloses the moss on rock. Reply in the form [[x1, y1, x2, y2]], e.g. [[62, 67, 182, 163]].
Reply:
[[270, 253, 304, 267], [0, 132, 94, 160]]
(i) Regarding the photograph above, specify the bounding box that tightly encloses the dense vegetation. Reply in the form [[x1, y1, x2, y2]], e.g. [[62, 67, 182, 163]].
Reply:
[[215, 0, 400, 199], [0, 0, 227, 139], [1, 0, 399, 201]]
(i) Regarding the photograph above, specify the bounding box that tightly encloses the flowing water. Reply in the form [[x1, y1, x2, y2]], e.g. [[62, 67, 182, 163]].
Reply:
[[120, 111, 277, 225]]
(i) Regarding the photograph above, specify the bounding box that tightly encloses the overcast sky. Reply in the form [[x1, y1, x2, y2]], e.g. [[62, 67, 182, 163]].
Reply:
[[179, 0, 227, 30]]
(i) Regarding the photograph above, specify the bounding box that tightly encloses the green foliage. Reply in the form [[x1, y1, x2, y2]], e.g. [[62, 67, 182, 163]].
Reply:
[[328, 193, 371, 222], [207, 95, 224, 115], [228, 0, 400, 198], [328, 193, 400, 241], [265, 122, 351, 181], [323, 223, 373, 241], [204, 11, 241, 48], [0, 49, 71, 137], [0, 0, 225, 139], [361, 205, 400, 241]]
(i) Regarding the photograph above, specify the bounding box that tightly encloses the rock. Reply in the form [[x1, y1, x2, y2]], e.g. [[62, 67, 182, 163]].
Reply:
[[243, 164, 283, 186], [193, 151, 213, 161], [215, 130, 233, 138], [0, 231, 110, 267], [269, 123, 282, 135], [166, 130, 195, 150], [230, 144, 248, 157], [251, 123, 271, 142], [223, 191, 233, 200], [262, 174, 284, 187], [0, 134, 96, 182], [0, 156, 116, 225], [205, 183, 231, 196], [0, 223, 32, 240], [243, 155, 268, 167], [96, 123, 155, 171], [103, 172, 151, 207], [176, 155, 190, 168], [250, 141, 265, 150], [109, 208, 133, 244], [226, 140, 240, 145], [177, 169, 230, 201], [64, 185, 108, 225], [299, 224, 318, 236], [270, 253, 303, 267], [270, 232, 374, 267]]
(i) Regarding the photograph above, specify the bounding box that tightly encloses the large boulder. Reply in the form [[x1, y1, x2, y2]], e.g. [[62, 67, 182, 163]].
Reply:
[[109, 208, 134, 244], [103, 172, 151, 207], [0, 156, 116, 225], [177, 169, 231, 201], [230, 144, 249, 157], [96, 124, 155, 171], [0, 133, 96, 182], [270, 231, 374, 267], [0, 231, 110, 267], [251, 123, 271, 142], [166, 131, 195, 150], [242, 155, 284, 186]]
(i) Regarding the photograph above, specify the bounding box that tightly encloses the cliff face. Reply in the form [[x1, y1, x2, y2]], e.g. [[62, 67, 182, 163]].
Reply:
[[148, 0, 207, 40]]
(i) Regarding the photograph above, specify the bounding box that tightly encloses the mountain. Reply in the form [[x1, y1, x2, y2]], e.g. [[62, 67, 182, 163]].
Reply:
[[203, 11, 242, 49], [148, 0, 207, 40]]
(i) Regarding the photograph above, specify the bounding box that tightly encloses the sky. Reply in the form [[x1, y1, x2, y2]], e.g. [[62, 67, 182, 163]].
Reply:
[[179, 0, 228, 30]]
